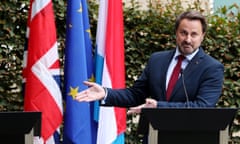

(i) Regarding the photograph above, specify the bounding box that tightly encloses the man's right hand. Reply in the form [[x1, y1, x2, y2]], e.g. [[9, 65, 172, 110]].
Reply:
[[75, 81, 105, 102]]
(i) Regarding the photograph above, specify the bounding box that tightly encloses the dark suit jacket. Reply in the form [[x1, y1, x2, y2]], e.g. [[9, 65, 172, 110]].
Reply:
[[104, 47, 224, 108]]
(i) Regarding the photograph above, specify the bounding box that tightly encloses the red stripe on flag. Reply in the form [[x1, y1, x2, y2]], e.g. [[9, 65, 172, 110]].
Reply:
[[49, 59, 60, 69], [105, 0, 126, 135]]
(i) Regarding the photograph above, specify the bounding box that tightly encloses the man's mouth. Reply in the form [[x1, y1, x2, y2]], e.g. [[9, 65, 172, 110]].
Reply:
[[182, 45, 192, 49]]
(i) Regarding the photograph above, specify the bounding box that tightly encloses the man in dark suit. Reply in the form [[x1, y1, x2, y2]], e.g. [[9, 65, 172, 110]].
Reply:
[[76, 11, 224, 112]]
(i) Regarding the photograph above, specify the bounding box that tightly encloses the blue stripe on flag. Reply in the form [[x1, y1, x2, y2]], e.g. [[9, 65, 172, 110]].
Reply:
[[94, 51, 104, 121], [113, 133, 125, 144]]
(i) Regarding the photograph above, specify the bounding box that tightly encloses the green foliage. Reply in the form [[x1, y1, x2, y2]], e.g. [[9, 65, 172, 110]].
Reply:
[[1, 0, 240, 143], [205, 4, 240, 143], [0, 0, 29, 111]]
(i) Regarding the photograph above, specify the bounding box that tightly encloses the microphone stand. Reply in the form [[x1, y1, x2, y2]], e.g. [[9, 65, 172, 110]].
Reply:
[[181, 69, 190, 108]]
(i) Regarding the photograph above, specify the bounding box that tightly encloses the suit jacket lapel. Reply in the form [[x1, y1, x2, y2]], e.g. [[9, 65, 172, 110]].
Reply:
[[183, 48, 205, 77]]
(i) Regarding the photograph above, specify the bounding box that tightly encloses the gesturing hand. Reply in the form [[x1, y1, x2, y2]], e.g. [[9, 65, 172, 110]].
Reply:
[[127, 98, 157, 115], [75, 81, 105, 102]]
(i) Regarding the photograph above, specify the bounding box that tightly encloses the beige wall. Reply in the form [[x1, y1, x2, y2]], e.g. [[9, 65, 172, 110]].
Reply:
[[124, 0, 213, 14]]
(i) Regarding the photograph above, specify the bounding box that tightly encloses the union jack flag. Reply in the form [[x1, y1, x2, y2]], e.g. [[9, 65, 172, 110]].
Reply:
[[23, 0, 63, 143]]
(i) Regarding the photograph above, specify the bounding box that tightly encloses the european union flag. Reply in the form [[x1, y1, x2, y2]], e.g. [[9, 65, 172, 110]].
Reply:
[[63, 0, 97, 143]]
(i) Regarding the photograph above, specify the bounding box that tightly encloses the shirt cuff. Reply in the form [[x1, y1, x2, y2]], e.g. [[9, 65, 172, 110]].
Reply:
[[101, 87, 108, 105]]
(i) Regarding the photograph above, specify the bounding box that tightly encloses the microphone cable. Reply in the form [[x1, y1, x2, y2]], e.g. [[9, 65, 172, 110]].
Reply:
[[181, 69, 190, 108]]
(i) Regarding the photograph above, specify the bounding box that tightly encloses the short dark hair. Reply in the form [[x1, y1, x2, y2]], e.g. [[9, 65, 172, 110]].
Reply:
[[175, 11, 207, 33]]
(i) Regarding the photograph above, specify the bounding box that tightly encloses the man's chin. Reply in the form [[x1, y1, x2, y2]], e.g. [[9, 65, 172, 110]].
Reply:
[[180, 47, 193, 54]]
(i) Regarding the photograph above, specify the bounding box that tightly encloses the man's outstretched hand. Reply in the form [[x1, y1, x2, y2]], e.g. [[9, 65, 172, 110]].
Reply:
[[75, 81, 105, 102]]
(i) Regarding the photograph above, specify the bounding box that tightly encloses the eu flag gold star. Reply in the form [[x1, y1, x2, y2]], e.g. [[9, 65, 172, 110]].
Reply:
[[86, 29, 92, 38], [68, 86, 79, 99], [88, 74, 95, 82]]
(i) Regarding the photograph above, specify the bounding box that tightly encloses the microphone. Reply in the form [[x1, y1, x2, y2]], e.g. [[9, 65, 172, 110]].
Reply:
[[181, 69, 190, 108]]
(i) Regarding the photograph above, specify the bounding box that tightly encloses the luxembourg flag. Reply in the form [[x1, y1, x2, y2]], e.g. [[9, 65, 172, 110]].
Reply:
[[95, 0, 126, 143], [23, 0, 63, 143]]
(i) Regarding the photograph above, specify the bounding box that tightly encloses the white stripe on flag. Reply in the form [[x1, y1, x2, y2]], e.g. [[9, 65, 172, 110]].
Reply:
[[31, 0, 50, 20], [96, 0, 108, 57], [97, 107, 117, 144], [97, 59, 118, 143]]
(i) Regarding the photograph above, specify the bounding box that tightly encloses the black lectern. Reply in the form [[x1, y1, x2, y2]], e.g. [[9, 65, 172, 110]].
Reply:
[[0, 111, 41, 144], [138, 108, 237, 144]]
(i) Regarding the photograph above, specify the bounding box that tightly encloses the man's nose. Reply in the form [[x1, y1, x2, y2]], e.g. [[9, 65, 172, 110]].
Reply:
[[185, 35, 191, 43]]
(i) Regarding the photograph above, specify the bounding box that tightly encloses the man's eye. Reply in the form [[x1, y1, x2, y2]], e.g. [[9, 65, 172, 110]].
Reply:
[[180, 31, 187, 36], [191, 33, 198, 37]]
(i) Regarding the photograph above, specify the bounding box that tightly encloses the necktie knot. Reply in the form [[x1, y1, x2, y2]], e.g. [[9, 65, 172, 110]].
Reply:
[[178, 55, 185, 62]]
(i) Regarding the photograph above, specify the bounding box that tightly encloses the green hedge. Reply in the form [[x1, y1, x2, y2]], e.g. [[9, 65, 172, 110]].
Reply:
[[0, 0, 240, 143]]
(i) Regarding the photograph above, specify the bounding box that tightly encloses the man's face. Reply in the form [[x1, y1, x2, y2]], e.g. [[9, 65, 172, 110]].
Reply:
[[176, 19, 205, 55]]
